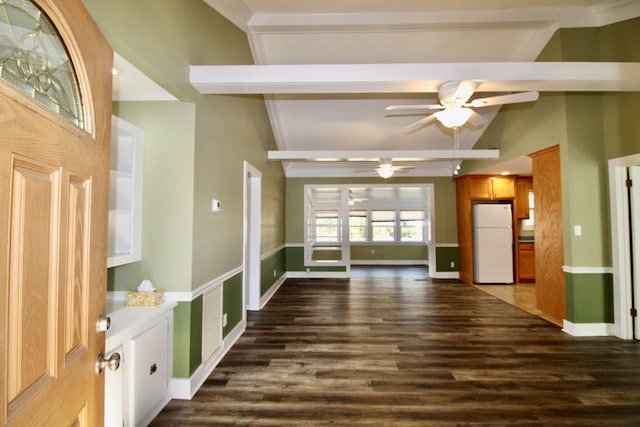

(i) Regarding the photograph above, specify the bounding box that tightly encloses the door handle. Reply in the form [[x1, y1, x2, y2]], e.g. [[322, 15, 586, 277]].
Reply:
[[96, 315, 111, 333], [96, 352, 121, 374]]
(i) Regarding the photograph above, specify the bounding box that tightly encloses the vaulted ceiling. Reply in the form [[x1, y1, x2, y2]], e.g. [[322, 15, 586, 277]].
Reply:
[[197, 1, 640, 178]]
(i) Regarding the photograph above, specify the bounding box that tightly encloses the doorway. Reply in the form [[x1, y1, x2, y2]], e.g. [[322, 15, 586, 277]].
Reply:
[[243, 162, 261, 312], [609, 153, 640, 339]]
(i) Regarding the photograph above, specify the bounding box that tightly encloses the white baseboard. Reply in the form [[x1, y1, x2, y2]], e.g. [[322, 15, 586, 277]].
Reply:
[[562, 320, 614, 337], [171, 318, 246, 400], [430, 271, 460, 280], [259, 274, 286, 310], [286, 271, 349, 279], [350, 260, 428, 266]]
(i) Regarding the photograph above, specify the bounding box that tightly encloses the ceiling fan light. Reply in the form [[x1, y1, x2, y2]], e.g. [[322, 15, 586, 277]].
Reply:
[[436, 107, 473, 128], [377, 164, 394, 179]]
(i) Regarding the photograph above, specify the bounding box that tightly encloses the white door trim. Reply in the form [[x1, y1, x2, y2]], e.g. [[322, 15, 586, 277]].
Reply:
[[608, 152, 640, 339], [243, 161, 262, 312]]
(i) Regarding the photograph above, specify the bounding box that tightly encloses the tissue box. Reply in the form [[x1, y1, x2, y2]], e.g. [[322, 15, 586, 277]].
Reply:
[[125, 291, 164, 307]]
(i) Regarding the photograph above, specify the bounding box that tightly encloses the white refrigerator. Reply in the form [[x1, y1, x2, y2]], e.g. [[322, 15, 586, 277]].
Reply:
[[473, 204, 514, 284]]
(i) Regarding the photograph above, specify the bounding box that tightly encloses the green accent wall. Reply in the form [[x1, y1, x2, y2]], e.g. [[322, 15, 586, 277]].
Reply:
[[189, 297, 203, 374], [435, 246, 459, 272], [285, 246, 347, 272], [565, 273, 613, 323], [172, 298, 202, 378], [260, 249, 286, 296], [223, 273, 244, 338], [350, 245, 427, 261]]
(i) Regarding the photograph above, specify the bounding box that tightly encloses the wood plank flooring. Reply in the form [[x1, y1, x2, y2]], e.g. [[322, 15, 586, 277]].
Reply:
[[151, 275, 640, 426]]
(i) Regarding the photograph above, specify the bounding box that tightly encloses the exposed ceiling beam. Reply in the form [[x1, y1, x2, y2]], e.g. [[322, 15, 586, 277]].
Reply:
[[268, 150, 500, 161], [190, 62, 640, 94]]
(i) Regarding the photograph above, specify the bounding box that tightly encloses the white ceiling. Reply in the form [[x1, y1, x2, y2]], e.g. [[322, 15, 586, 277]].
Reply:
[[112, 53, 177, 102], [193, 2, 639, 178]]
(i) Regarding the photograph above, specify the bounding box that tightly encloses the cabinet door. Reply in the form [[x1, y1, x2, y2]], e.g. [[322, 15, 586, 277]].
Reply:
[[491, 176, 515, 199], [104, 345, 125, 427], [469, 177, 492, 199], [518, 244, 535, 281], [131, 318, 169, 426], [515, 178, 532, 218]]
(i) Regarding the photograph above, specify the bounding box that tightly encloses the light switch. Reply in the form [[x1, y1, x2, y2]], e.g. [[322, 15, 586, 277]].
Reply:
[[574, 225, 582, 236], [211, 199, 221, 212]]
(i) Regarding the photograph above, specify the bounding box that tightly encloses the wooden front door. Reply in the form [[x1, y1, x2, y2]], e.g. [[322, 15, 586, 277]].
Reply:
[[0, 0, 112, 425]]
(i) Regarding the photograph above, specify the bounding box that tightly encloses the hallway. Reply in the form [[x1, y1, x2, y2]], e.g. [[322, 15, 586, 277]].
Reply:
[[152, 275, 640, 426]]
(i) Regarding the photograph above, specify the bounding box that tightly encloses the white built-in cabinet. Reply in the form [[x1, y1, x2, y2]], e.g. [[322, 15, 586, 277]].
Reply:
[[105, 300, 177, 426], [108, 116, 143, 268]]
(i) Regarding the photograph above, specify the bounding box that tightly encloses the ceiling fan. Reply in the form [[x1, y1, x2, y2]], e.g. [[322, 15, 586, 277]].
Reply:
[[356, 159, 415, 179], [386, 80, 539, 133]]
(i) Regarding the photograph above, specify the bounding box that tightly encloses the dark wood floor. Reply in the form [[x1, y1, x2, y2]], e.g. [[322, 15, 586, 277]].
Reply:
[[151, 275, 640, 426]]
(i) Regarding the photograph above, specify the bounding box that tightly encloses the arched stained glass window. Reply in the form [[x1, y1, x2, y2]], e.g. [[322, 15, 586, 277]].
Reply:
[[0, 0, 84, 129]]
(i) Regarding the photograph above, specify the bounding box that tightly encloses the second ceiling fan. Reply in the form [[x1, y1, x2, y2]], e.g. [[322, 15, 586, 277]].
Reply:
[[356, 159, 415, 179], [386, 80, 539, 133]]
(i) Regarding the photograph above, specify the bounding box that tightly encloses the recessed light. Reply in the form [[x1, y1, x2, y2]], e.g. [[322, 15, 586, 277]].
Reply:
[[501, 171, 510, 176]]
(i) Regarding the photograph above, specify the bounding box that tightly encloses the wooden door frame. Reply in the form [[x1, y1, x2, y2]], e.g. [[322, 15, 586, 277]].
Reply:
[[608, 152, 640, 339]]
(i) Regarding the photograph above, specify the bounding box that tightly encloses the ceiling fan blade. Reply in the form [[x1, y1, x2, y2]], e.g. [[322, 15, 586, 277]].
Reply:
[[404, 113, 438, 133], [385, 104, 442, 111], [451, 80, 480, 104], [467, 110, 488, 127], [468, 91, 539, 108], [355, 169, 377, 173], [393, 166, 416, 171]]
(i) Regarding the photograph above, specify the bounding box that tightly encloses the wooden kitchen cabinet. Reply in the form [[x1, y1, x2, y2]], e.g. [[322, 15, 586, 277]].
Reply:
[[515, 177, 533, 219], [455, 174, 516, 284], [518, 242, 535, 282], [468, 175, 515, 200]]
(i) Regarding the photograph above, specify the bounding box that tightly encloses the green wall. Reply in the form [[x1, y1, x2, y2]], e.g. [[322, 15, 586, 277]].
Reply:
[[285, 246, 347, 273], [350, 245, 427, 261], [84, 0, 285, 291], [435, 246, 459, 272], [108, 101, 196, 293], [285, 177, 458, 244], [260, 249, 286, 295], [222, 273, 243, 337], [565, 273, 613, 324], [85, 0, 286, 378], [465, 17, 640, 324]]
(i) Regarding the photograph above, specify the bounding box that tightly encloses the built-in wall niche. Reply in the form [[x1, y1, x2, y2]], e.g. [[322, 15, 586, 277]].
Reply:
[[107, 115, 143, 268]]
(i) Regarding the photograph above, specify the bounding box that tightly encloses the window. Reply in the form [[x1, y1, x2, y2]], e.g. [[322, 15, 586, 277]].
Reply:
[[400, 210, 424, 242], [313, 211, 340, 242], [349, 209, 427, 243], [521, 190, 535, 230], [349, 210, 367, 242], [0, 0, 85, 128], [371, 210, 395, 242]]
